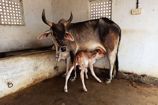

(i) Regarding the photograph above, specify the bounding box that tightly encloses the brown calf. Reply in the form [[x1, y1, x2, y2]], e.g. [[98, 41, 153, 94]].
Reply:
[[64, 47, 105, 92]]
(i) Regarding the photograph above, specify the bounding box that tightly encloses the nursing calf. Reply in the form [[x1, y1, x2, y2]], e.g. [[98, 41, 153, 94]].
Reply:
[[64, 47, 105, 92]]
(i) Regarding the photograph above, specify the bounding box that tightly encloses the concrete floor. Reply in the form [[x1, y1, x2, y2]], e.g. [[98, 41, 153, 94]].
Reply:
[[0, 74, 158, 105]]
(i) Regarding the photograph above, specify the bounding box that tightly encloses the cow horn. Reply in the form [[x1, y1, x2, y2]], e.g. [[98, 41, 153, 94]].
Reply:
[[64, 12, 73, 26], [42, 9, 54, 27]]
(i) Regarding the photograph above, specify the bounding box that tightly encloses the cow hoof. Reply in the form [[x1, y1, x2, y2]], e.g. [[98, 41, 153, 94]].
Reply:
[[62, 73, 66, 77], [70, 78, 76, 82], [70, 76, 77, 82], [54, 66, 59, 71], [64, 89, 68, 93], [98, 80, 102, 83], [106, 80, 111, 84], [55, 57, 58, 61], [85, 76, 89, 79], [83, 88, 88, 92]]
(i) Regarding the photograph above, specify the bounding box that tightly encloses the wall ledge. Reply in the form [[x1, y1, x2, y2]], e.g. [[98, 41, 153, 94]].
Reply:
[[0, 51, 66, 98]]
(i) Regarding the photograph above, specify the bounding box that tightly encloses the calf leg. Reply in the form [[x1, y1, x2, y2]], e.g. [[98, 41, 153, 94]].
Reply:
[[89, 64, 102, 83], [84, 68, 89, 79], [64, 66, 74, 92], [80, 69, 87, 92]]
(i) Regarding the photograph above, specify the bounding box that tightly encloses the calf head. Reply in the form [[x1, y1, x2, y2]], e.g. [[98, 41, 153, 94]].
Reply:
[[93, 47, 106, 59], [41, 9, 74, 47]]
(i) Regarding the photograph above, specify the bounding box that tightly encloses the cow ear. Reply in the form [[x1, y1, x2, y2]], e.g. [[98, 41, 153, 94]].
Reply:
[[37, 32, 50, 40], [37, 30, 52, 40], [64, 32, 74, 41]]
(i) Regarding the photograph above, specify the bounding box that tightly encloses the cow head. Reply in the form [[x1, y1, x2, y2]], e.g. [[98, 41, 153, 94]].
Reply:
[[41, 9, 74, 46]]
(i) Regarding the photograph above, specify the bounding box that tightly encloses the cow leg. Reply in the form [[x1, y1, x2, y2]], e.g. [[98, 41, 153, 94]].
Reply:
[[70, 69, 77, 82], [89, 64, 102, 83], [106, 54, 115, 84], [62, 56, 71, 77], [55, 45, 59, 57], [69, 51, 77, 81], [52, 44, 59, 61], [51, 35, 59, 60], [66, 56, 71, 74], [80, 69, 87, 92], [64, 66, 74, 92], [106, 40, 119, 84]]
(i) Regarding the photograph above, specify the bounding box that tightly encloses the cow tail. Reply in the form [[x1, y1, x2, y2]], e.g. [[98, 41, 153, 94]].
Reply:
[[114, 54, 119, 78], [114, 30, 121, 78]]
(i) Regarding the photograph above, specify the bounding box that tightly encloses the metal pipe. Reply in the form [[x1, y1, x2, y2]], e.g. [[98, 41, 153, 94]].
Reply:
[[136, 0, 139, 9]]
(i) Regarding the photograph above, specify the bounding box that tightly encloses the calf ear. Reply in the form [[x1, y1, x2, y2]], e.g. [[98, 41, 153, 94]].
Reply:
[[64, 32, 74, 41], [96, 47, 106, 54]]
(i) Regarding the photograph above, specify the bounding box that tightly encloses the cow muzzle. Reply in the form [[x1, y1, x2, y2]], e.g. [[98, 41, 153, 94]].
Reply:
[[56, 46, 68, 62], [60, 46, 67, 52]]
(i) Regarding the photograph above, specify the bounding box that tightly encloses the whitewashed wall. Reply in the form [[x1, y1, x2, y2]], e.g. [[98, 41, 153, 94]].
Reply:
[[0, 0, 53, 53], [51, 0, 158, 77], [52, 0, 89, 23], [112, 0, 158, 77]]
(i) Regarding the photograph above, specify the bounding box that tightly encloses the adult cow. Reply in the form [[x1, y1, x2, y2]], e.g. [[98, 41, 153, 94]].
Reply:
[[41, 9, 121, 83]]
